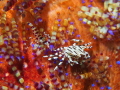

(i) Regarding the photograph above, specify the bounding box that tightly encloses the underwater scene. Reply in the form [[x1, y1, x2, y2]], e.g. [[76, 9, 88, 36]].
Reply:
[[0, 0, 120, 90]]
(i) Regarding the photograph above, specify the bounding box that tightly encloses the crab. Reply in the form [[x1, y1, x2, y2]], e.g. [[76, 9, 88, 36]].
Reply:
[[43, 40, 92, 70]]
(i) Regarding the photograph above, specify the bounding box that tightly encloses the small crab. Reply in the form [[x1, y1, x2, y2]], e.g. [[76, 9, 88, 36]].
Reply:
[[43, 40, 92, 70]]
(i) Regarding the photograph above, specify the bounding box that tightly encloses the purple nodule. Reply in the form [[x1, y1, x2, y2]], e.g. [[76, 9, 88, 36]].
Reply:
[[66, 31, 69, 33], [33, 9, 38, 14], [70, 22, 74, 25], [88, 5, 92, 8], [68, 6, 71, 9], [22, 56, 24, 59], [4, 41, 8, 45], [118, 13, 120, 16], [41, 3, 46, 6], [96, 80, 98, 82], [93, 36, 97, 39], [100, 87, 104, 89], [19, 9, 23, 13], [76, 76, 81, 79], [64, 39, 68, 42], [17, 56, 21, 60], [32, 53, 35, 55], [58, 24, 61, 27], [109, 65, 112, 67], [116, 61, 120, 65], [41, 65, 44, 67], [65, 73, 69, 76], [37, 18, 43, 22], [49, 45, 54, 50], [91, 84, 95, 87], [32, 57, 35, 60], [113, 24, 116, 27], [76, 34, 80, 37], [0, 61, 3, 63], [21, 2, 28, 9], [57, 19, 61, 22], [31, 44, 34, 47], [10, 56, 14, 59], [40, 81, 43, 84], [82, 0, 85, 3], [106, 24, 110, 28], [53, 61, 57, 64], [90, 0, 93, 2], [60, 59, 63, 62], [50, 74, 55, 78], [108, 30, 114, 35], [36, 66, 40, 69], [79, 18, 83, 21], [0, 55, 3, 58], [69, 84, 72, 88], [21, 2, 26, 6], [82, 21, 86, 24], [111, 16, 116, 19], [35, 7, 41, 10], [107, 86, 112, 89], [25, 86, 30, 88]]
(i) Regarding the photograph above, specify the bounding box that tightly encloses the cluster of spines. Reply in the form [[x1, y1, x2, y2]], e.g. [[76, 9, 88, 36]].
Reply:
[[1, 79, 24, 90], [3, 0, 17, 11], [22, 29, 30, 53], [0, 14, 24, 85], [78, 1, 120, 39]]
